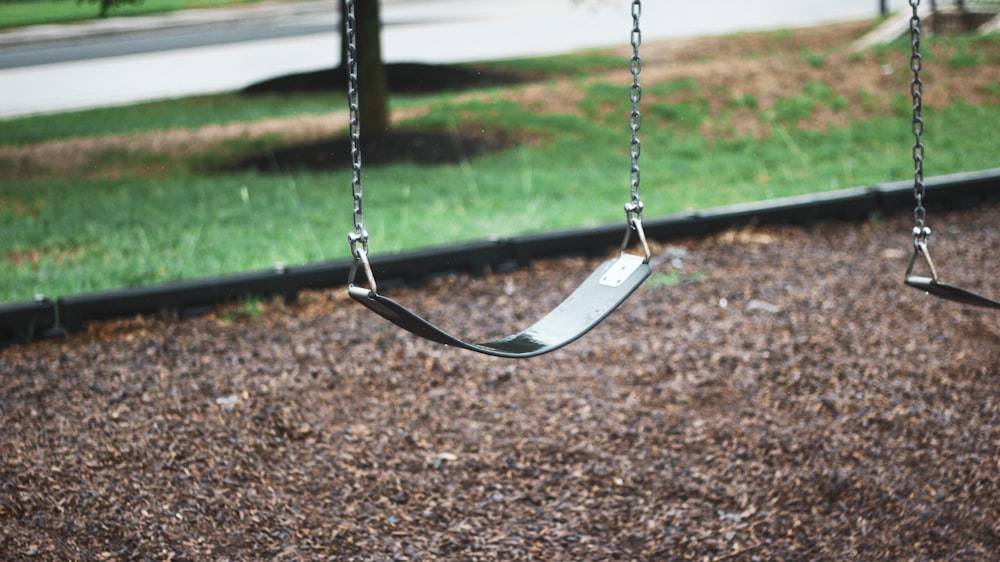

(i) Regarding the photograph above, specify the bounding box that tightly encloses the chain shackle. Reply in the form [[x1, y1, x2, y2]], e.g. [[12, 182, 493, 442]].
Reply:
[[908, 0, 927, 238], [345, 0, 368, 259]]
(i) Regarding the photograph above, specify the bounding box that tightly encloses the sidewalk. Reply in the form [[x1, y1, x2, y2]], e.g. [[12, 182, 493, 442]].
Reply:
[[0, 0, 919, 118], [0, 0, 339, 47]]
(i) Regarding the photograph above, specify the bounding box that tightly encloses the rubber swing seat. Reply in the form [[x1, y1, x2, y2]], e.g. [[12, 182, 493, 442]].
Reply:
[[904, 276, 1000, 309], [349, 253, 652, 358]]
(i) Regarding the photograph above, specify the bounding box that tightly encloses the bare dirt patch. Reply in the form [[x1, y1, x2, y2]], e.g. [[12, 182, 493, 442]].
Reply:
[[5, 20, 998, 179], [0, 113, 353, 178]]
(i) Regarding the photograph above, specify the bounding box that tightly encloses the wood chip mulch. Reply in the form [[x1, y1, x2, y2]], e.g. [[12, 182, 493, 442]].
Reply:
[[2, 205, 998, 561]]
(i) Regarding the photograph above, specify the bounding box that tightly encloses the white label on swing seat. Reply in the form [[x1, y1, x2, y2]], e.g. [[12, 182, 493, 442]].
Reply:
[[600, 253, 645, 287]]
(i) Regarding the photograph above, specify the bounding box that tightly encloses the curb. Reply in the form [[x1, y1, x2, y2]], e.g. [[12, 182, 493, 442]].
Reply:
[[3, 168, 998, 348]]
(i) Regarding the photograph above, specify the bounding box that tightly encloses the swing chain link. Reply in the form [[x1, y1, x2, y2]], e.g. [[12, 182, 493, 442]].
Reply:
[[622, 0, 650, 261], [345, 0, 369, 260], [908, 0, 930, 247], [626, 0, 644, 226]]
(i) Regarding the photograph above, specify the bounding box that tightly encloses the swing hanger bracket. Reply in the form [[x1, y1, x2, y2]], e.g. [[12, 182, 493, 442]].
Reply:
[[905, 229, 939, 283], [621, 202, 650, 262], [347, 231, 377, 294]]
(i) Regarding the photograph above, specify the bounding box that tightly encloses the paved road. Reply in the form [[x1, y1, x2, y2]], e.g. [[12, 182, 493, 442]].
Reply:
[[0, 0, 910, 118]]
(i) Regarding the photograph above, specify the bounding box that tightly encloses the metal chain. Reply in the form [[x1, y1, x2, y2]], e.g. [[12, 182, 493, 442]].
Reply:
[[620, 0, 650, 261], [347, 0, 646, 263], [345, 0, 367, 257], [908, 0, 930, 245], [626, 0, 644, 224]]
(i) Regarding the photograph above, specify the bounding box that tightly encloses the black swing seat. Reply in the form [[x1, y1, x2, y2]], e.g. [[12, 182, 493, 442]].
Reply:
[[349, 253, 652, 358], [904, 276, 1000, 309]]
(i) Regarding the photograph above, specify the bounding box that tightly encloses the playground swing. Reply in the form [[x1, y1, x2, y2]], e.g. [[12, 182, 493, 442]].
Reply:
[[343, 0, 653, 358], [901, 0, 1000, 309]]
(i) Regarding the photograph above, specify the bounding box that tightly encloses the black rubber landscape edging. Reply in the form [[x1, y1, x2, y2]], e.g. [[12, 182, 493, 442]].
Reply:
[[2, 168, 998, 347]]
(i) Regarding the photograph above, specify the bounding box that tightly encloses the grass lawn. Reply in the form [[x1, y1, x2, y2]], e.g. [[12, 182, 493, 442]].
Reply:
[[2, 22, 999, 303]]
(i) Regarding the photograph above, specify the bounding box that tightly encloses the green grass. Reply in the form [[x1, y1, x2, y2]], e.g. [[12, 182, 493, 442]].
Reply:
[[765, 81, 850, 123], [799, 48, 828, 68], [0, 0, 296, 30], [948, 51, 986, 69], [2, 34, 999, 303], [5, 98, 997, 303]]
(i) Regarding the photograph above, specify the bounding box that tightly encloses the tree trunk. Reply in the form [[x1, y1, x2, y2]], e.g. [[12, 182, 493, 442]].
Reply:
[[355, 0, 390, 138], [340, 1, 348, 77]]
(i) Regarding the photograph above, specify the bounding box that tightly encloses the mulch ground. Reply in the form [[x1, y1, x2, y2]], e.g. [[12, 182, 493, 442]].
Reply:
[[2, 203, 999, 561]]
